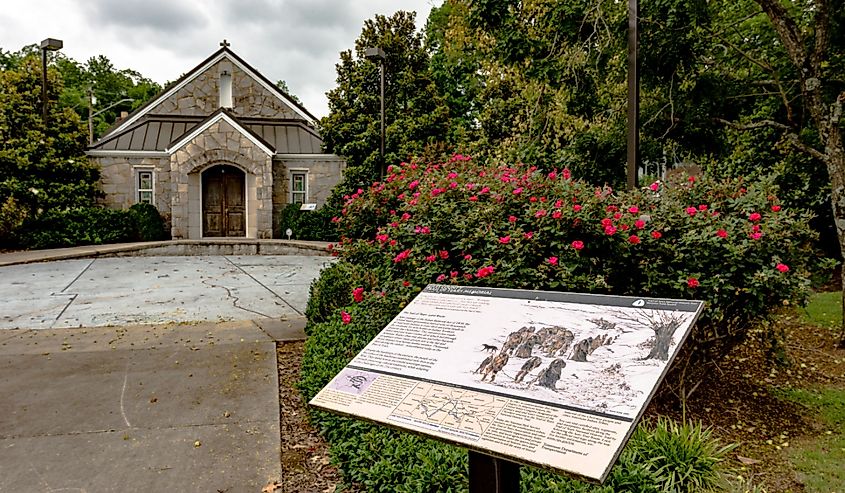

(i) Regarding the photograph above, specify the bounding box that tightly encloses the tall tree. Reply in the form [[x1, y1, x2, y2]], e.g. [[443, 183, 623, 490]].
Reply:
[[320, 11, 452, 187], [702, 0, 844, 345], [0, 55, 100, 242]]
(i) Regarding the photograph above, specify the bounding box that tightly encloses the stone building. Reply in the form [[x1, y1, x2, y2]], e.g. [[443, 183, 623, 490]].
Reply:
[[87, 43, 345, 239]]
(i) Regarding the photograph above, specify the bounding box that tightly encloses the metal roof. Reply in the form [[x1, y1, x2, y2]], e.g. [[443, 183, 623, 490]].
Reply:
[[90, 113, 323, 154]]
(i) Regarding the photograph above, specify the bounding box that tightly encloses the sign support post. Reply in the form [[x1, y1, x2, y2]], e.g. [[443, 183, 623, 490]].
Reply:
[[468, 451, 520, 493]]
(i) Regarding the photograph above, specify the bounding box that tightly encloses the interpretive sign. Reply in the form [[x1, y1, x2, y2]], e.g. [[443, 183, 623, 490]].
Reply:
[[309, 285, 703, 483]]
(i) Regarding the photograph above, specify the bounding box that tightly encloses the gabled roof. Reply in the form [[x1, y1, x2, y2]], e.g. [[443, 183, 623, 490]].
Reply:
[[167, 108, 275, 156], [95, 45, 317, 144]]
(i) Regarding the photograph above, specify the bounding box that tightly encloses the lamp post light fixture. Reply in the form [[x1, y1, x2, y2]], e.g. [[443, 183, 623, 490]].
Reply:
[[364, 46, 386, 180], [40, 38, 63, 124], [87, 90, 134, 145]]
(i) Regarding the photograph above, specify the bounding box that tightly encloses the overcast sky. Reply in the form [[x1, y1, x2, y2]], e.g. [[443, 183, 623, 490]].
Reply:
[[1, 0, 437, 119]]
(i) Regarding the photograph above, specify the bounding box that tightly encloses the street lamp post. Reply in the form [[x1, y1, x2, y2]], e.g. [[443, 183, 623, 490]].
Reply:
[[40, 38, 63, 124], [364, 46, 386, 180]]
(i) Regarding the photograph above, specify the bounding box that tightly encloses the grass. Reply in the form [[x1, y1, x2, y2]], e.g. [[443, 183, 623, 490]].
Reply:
[[777, 388, 845, 492], [801, 291, 842, 329], [778, 291, 845, 493]]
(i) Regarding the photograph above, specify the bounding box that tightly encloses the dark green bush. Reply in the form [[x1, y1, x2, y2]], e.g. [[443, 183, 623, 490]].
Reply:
[[18, 207, 135, 249], [301, 157, 823, 492], [128, 202, 167, 241], [277, 203, 338, 241]]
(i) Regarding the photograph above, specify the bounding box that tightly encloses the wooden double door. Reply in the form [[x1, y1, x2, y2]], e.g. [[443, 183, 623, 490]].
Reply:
[[202, 165, 245, 237]]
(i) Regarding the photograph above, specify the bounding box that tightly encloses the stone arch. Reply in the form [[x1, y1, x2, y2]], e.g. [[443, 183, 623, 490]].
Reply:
[[171, 145, 273, 239]]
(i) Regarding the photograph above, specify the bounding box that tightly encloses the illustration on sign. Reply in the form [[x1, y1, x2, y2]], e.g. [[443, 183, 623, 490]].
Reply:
[[309, 285, 703, 483]]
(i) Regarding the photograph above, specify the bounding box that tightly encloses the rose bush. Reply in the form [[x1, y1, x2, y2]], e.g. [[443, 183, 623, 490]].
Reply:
[[330, 156, 820, 362], [300, 156, 824, 491]]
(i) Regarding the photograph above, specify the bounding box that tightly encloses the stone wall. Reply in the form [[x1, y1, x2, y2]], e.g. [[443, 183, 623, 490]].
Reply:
[[271, 157, 346, 237], [169, 119, 274, 239], [149, 58, 302, 119], [93, 155, 171, 225]]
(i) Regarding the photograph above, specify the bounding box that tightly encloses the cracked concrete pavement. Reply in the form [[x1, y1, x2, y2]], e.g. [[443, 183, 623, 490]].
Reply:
[[0, 255, 332, 492], [0, 255, 332, 330]]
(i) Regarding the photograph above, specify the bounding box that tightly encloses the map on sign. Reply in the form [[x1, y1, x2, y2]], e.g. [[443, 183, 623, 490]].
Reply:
[[389, 382, 505, 439], [310, 285, 703, 483]]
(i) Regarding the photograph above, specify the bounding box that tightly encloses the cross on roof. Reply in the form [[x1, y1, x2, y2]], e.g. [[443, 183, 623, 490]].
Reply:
[[220, 39, 230, 48]]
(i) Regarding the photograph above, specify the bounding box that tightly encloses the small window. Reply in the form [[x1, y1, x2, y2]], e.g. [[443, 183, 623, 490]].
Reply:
[[137, 170, 154, 204], [291, 171, 307, 204]]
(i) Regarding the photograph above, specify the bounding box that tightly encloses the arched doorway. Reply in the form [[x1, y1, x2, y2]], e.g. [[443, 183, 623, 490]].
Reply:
[[202, 165, 245, 237]]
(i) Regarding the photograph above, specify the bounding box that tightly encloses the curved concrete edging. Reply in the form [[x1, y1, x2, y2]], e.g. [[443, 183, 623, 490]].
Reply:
[[0, 239, 332, 267]]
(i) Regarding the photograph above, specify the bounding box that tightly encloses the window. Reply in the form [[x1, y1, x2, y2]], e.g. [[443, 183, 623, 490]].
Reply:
[[291, 171, 307, 204], [137, 170, 154, 204]]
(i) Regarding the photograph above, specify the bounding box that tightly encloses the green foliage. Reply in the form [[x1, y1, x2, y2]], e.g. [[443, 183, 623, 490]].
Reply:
[[625, 417, 735, 492], [0, 196, 27, 241], [331, 158, 820, 362], [304, 261, 369, 328], [299, 157, 814, 492], [128, 202, 167, 241], [301, 305, 735, 491], [800, 291, 843, 330], [17, 207, 136, 249], [0, 55, 102, 245], [777, 388, 845, 492], [277, 203, 338, 241], [320, 11, 453, 186]]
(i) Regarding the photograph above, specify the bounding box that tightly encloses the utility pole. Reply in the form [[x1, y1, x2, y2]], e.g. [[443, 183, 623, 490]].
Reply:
[[626, 0, 639, 190]]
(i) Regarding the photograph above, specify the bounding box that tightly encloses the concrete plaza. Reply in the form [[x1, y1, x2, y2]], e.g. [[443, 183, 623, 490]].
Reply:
[[0, 252, 331, 492]]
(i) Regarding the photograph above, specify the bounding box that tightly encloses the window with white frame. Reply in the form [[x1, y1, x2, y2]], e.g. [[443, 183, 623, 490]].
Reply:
[[137, 170, 154, 204], [290, 171, 307, 204]]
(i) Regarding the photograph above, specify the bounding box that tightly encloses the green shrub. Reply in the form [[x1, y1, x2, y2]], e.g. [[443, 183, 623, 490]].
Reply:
[[18, 207, 135, 249], [330, 157, 823, 363], [301, 156, 821, 492], [277, 202, 338, 241], [0, 196, 27, 242], [128, 202, 167, 241]]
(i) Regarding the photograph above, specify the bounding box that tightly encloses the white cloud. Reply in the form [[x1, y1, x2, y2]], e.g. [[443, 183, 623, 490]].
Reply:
[[0, 0, 437, 118]]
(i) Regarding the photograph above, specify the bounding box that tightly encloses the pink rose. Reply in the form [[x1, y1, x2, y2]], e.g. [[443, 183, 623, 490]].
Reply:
[[548, 256, 558, 265], [571, 240, 584, 250], [776, 263, 789, 273], [499, 236, 510, 244], [341, 311, 352, 324], [687, 278, 699, 288], [628, 235, 640, 245], [749, 212, 762, 222], [352, 287, 364, 303], [716, 229, 728, 238]]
